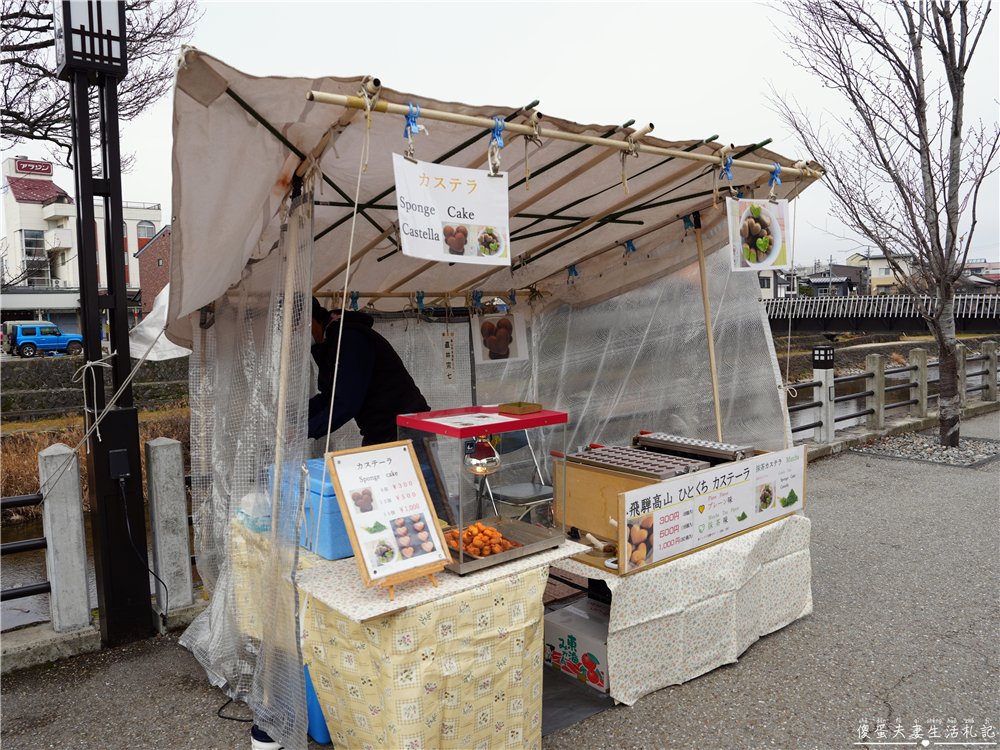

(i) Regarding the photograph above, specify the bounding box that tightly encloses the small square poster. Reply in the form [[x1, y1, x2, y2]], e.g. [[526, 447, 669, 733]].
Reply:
[[472, 310, 528, 365]]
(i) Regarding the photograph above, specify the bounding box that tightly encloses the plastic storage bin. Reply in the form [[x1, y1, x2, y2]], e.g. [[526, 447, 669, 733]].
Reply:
[[301, 458, 352, 560], [304, 664, 332, 744]]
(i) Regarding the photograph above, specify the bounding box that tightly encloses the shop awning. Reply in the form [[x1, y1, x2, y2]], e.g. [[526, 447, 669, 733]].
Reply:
[[167, 49, 821, 347]]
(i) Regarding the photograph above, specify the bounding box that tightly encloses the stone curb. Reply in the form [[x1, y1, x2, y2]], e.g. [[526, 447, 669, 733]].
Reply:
[[803, 399, 999, 460], [1, 622, 101, 675], [1, 593, 208, 674]]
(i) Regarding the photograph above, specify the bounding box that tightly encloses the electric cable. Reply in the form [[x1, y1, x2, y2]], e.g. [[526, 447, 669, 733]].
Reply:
[[117, 478, 169, 629], [216, 697, 253, 723]]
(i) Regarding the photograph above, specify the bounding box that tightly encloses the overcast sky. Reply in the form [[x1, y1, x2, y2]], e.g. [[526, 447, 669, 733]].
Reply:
[[5, 1, 998, 268]]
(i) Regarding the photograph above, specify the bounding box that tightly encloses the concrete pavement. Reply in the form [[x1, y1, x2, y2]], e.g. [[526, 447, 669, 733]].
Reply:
[[2, 412, 997, 750]]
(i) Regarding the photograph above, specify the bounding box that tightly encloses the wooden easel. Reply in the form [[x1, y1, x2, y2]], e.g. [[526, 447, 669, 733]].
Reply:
[[376, 562, 445, 601]]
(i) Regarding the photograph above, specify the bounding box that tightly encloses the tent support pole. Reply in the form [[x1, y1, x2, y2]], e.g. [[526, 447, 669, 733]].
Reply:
[[305, 91, 822, 180], [694, 214, 724, 442]]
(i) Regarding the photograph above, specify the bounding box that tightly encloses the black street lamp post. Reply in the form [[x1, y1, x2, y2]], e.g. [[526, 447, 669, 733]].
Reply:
[[55, 0, 152, 646]]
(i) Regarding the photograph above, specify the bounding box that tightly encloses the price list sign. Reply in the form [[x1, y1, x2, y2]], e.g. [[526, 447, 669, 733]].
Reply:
[[619, 446, 805, 574], [326, 441, 451, 589]]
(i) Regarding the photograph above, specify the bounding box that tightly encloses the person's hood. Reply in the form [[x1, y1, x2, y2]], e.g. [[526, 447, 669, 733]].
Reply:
[[339, 311, 374, 328]]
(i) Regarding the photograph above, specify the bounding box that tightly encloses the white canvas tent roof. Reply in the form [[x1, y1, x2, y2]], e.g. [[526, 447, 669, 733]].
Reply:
[[167, 48, 821, 347]]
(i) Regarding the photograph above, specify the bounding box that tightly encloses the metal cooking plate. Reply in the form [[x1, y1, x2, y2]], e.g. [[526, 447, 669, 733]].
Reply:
[[565, 446, 709, 479]]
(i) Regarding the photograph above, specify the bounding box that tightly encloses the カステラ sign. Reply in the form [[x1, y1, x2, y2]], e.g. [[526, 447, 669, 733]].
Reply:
[[393, 154, 510, 266]]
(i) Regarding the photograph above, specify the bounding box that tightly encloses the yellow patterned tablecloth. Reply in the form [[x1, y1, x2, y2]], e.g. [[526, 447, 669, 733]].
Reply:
[[232, 521, 588, 749], [301, 567, 549, 750]]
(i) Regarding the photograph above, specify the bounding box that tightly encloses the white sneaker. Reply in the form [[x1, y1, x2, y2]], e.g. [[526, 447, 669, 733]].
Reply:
[[250, 724, 283, 750]]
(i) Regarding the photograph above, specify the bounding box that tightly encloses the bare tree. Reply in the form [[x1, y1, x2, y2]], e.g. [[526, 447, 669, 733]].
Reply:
[[774, 0, 999, 446], [2, 0, 201, 168]]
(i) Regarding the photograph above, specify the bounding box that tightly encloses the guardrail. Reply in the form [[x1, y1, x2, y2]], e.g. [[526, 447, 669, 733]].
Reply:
[[0, 493, 50, 602], [0, 445, 90, 632], [789, 342, 998, 442]]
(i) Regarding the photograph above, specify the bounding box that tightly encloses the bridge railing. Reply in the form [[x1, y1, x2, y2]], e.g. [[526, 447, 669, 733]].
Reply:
[[789, 341, 998, 443], [765, 293, 1000, 319]]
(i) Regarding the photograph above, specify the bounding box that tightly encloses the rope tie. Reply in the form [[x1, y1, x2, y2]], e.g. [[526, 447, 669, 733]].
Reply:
[[488, 117, 505, 177], [523, 122, 543, 190], [620, 137, 640, 194], [72, 351, 116, 449], [358, 82, 378, 172], [403, 103, 427, 162]]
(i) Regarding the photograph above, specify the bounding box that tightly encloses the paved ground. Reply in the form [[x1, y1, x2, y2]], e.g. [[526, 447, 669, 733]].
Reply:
[[2, 412, 997, 750]]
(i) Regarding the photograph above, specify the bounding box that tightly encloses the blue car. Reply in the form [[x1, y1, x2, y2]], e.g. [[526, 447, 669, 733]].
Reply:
[[5, 323, 84, 358]]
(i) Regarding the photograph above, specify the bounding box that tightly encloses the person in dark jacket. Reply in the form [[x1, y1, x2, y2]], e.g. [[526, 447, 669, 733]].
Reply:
[[309, 299, 430, 445]]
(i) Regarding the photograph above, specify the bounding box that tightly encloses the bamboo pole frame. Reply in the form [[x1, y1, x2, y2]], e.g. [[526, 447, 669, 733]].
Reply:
[[449, 158, 707, 295], [306, 91, 823, 180]]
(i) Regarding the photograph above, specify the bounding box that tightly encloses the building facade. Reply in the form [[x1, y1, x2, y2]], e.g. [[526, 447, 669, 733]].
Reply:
[[136, 226, 171, 315], [846, 252, 913, 295], [1, 157, 160, 332]]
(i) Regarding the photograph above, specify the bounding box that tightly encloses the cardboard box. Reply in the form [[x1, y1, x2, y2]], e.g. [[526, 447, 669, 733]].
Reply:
[[543, 599, 611, 692]]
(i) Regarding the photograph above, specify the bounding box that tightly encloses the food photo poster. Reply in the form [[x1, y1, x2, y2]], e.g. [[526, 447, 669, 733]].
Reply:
[[472, 310, 529, 365], [727, 197, 792, 272], [326, 442, 449, 582]]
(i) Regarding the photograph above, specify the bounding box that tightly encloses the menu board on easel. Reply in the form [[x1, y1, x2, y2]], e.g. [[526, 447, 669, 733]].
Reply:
[[325, 440, 452, 595]]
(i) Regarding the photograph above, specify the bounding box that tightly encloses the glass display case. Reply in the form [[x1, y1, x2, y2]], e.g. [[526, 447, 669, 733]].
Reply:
[[397, 406, 568, 574]]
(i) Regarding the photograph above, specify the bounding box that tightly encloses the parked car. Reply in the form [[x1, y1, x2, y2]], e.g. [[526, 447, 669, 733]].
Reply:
[[4, 322, 84, 358]]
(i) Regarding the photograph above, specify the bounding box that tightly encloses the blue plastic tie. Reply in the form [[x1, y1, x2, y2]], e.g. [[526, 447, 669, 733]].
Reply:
[[719, 156, 733, 181], [415, 291, 425, 312], [403, 103, 421, 139], [349, 291, 360, 311], [769, 162, 782, 187], [508, 289, 516, 307], [624, 239, 637, 255], [472, 290, 484, 310], [568, 265, 578, 278], [682, 215, 695, 231], [490, 117, 505, 149], [736, 189, 744, 199]]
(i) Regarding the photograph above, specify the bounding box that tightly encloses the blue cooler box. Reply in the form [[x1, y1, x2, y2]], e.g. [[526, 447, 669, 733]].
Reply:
[[304, 664, 332, 744], [302, 459, 352, 560]]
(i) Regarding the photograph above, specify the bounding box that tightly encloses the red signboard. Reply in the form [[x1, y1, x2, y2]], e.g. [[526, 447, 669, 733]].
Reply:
[[14, 159, 53, 176]]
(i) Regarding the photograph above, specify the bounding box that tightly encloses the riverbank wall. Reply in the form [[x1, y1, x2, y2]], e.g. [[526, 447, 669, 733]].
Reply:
[[1, 356, 189, 422]]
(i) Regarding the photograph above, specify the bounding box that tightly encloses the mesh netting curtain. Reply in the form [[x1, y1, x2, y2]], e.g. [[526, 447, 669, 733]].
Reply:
[[181, 215, 785, 750], [180, 194, 314, 750], [316, 242, 789, 477]]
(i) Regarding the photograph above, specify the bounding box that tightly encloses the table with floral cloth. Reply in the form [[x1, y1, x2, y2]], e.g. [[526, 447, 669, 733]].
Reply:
[[551, 514, 812, 706], [295, 542, 588, 750]]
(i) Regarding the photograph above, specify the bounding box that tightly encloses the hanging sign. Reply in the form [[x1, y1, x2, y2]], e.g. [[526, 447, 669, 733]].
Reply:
[[393, 153, 510, 266], [472, 310, 529, 365], [618, 444, 805, 574], [325, 440, 451, 595], [727, 197, 792, 272]]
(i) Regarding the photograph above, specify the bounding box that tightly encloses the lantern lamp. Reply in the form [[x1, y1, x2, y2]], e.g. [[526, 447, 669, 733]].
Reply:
[[54, 1, 128, 82]]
